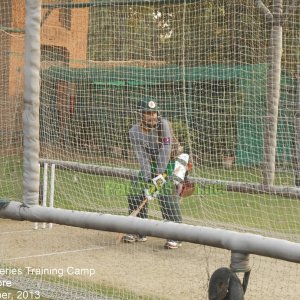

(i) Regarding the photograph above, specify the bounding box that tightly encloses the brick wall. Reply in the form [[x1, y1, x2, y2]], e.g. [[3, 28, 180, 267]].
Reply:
[[9, 0, 89, 97]]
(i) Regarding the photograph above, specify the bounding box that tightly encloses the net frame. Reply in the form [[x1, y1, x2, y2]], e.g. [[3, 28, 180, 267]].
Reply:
[[1, 0, 300, 299]]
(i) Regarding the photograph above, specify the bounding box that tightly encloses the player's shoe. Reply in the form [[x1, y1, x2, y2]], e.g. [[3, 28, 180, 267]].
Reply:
[[122, 234, 147, 243], [164, 240, 182, 249]]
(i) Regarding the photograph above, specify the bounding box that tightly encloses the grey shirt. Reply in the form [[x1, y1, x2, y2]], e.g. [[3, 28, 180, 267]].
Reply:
[[129, 118, 172, 181]]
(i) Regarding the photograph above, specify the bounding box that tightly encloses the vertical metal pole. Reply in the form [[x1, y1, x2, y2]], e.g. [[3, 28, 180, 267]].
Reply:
[[23, 0, 41, 205], [48, 164, 56, 229], [294, 65, 300, 186], [33, 163, 42, 229], [42, 162, 48, 228], [262, 0, 283, 185]]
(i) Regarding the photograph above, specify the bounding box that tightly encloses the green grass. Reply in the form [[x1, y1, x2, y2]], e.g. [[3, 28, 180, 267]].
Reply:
[[0, 156, 23, 201], [48, 167, 300, 235], [181, 191, 300, 234], [1, 157, 300, 235], [196, 165, 295, 186]]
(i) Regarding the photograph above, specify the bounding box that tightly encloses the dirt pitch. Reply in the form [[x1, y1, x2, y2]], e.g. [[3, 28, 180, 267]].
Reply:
[[0, 219, 300, 300]]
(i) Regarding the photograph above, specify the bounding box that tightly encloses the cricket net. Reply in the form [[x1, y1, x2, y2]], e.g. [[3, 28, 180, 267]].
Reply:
[[0, 0, 300, 299]]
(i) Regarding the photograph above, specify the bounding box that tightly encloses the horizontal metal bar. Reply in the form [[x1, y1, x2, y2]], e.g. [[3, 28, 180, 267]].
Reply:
[[42, 0, 199, 9], [0, 201, 300, 264], [39, 158, 300, 199]]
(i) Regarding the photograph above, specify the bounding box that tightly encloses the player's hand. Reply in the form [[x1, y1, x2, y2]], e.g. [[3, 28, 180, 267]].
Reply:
[[144, 188, 159, 201], [176, 183, 183, 196], [152, 174, 166, 189]]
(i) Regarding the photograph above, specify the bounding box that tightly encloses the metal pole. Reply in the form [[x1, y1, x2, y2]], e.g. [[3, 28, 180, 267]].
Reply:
[[0, 201, 300, 264], [48, 164, 56, 229], [294, 65, 300, 186], [23, 0, 41, 205], [262, 0, 283, 185], [39, 159, 300, 199], [42, 162, 48, 228], [42, 0, 200, 9]]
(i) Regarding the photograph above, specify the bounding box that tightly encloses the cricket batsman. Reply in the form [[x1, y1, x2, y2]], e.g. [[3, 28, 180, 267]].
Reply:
[[122, 97, 183, 249]]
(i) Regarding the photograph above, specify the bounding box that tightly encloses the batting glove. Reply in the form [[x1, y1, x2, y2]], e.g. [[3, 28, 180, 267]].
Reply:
[[144, 188, 159, 201], [152, 174, 166, 189]]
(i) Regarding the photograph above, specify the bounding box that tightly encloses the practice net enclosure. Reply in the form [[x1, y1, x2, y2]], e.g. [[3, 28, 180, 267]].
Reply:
[[0, 1, 300, 299]]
